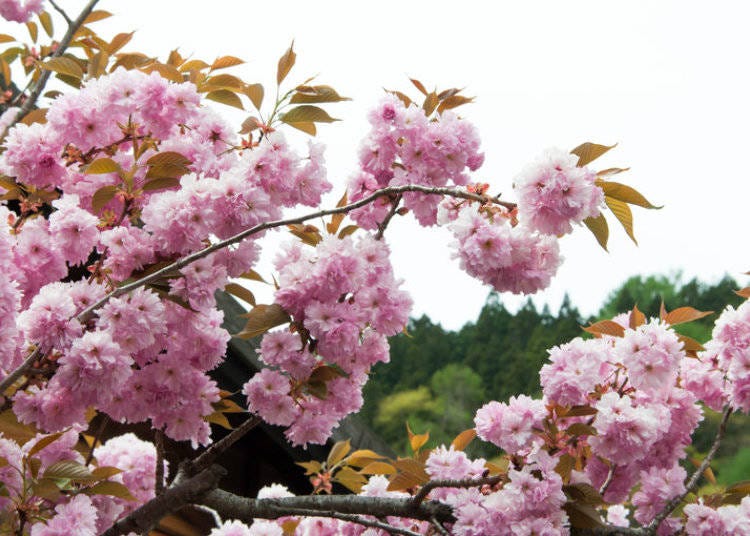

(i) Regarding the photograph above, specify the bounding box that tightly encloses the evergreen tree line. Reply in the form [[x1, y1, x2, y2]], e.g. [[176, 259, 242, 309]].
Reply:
[[357, 273, 750, 478]]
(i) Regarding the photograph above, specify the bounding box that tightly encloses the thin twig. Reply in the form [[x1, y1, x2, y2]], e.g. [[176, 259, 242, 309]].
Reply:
[[430, 516, 450, 536], [410, 475, 503, 509], [185, 415, 261, 477], [647, 406, 732, 532], [257, 507, 422, 536], [0, 346, 41, 397], [1, 0, 100, 138], [48, 0, 73, 25], [375, 193, 402, 240], [84, 415, 109, 466], [599, 464, 617, 496]]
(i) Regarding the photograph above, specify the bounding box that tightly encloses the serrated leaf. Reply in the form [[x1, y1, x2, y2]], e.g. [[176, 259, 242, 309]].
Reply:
[[108, 32, 133, 55], [564, 483, 605, 506], [678, 334, 705, 356], [142, 177, 180, 191], [582, 320, 625, 338], [167, 49, 183, 67], [664, 307, 713, 326], [205, 89, 244, 110], [599, 180, 661, 209], [43, 461, 95, 482], [286, 121, 316, 135], [211, 55, 244, 71], [327, 440, 351, 467], [450, 429, 476, 451], [91, 185, 118, 213], [410, 78, 428, 95], [359, 462, 396, 475], [91, 466, 122, 480], [281, 105, 338, 124], [144, 62, 183, 83], [224, 283, 255, 306], [244, 83, 264, 109], [83, 10, 112, 24], [87, 51, 109, 78], [571, 142, 616, 167], [583, 213, 608, 251], [42, 57, 83, 79], [39, 12, 53, 38], [565, 423, 597, 437], [277, 43, 295, 85], [55, 73, 81, 89], [437, 95, 474, 113], [27, 431, 65, 457], [605, 196, 636, 245], [235, 304, 290, 339], [333, 466, 367, 493], [145, 151, 191, 180], [0, 411, 37, 444], [111, 52, 151, 71], [179, 59, 210, 72], [85, 480, 136, 501], [564, 501, 604, 529], [556, 453, 575, 482], [288, 223, 322, 246], [308, 365, 346, 384], [422, 92, 439, 116], [296, 460, 322, 475], [291, 85, 350, 104], [630, 304, 647, 329], [85, 158, 120, 175], [0, 34, 16, 44], [205, 73, 244, 89]]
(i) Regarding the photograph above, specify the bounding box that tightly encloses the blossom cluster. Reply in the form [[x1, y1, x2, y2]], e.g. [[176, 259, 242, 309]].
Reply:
[[243, 234, 412, 446], [0, 0, 43, 23]]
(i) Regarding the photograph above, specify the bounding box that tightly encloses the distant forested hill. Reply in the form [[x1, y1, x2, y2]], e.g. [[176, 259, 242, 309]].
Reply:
[[357, 273, 747, 462]]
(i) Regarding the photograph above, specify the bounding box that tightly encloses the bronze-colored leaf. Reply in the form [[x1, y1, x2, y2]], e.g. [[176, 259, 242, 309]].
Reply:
[[736, 287, 750, 299], [327, 439, 352, 467], [290, 85, 350, 104], [27, 431, 65, 457], [43, 461, 95, 482], [42, 57, 83, 79], [26, 21, 37, 43], [84, 481, 136, 501], [0, 410, 37, 444], [346, 449, 386, 467], [285, 121, 316, 135], [583, 213, 608, 251], [211, 55, 244, 71], [204, 73, 245, 90], [406, 423, 429, 453], [437, 95, 474, 113], [85, 158, 120, 175], [91, 466, 122, 480], [39, 12, 53, 38], [91, 185, 118, 213], [596, 167, 630, 177], [179, 59, 210, 72], [111, 52, 151, 71], [565, 423, 597, 437], [630, 304, 646, 329], [410, 78, 428, 95], [145, 151, 191, 180], [108, 32, 133, 55], [296, 460, 322, 475], [677, 334, 705, 357], [87, 50, 109, 78], [276, 43, 296, 85], [144, 62, 183, 83], [206, 89, 244, 110], [142, 177, 180, 192], [240, 116, 262, 135], [571, 142, 616, 167], [288, 223, 322, 246], [556, 453, 575, 482], [19, 107, 46, 126], [564, 483, 605, 506], [605, 196, 636, 244], [205, 410, 232, 430], [599, 180, 661, 209], [422, 92, 439, 115], [565, 405, 598, 417], [281, 105, 339, 124], [450, 429, 476, 451], [359, 462, 396, 475], [563, 501, 604, 529], [0, 58, 9, 87], [55, 73, 81, 89], [582, 320, 625, 338], [326, 192, 348, 235], [224, 283, 256, 306], [235, 304, 290, 339], [338, 225, 358, 239], [664, 307, 713, 326], [238, 269, 268, 284], [83, 10, 112, 24], [244, 83, 264, 109], [333, 466, 367, 493], [387, 90, 412, 108], [0, 34, 16, 44]]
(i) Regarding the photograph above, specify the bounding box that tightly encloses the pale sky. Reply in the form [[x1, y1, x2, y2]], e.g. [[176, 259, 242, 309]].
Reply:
[[10, 1, 750, 330]]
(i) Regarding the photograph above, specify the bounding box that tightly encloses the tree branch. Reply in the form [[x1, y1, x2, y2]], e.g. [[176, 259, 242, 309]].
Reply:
[[182, 415, 260, 478], [257, 507, 422, 536], [375, 193, 402, 240], [647, 406, 732, 532], [0, 346, 40, 396], [410, 475, 502, 509], [201, 489, 455, 525], [101, 465, 226, 536], [1, 0, 100, 138], [48, 0, 73, 25]]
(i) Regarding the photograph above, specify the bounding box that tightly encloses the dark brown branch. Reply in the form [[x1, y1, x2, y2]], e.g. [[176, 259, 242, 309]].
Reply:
[[184, 415, 261, 477], [430, 516, 450, 536], [375, 193, 402, 240], [201, 489, 455, 525], [84, 415, 109, 466], [101, 465, 225, 536], [410, 475, 502, 509], [647, 406, 733, 532], [154, 429, 165, 495], [48, 0, 73, 25], [253, 507, 422, 536], [0, 346, 41, 396], [1, 0, 100, 138]]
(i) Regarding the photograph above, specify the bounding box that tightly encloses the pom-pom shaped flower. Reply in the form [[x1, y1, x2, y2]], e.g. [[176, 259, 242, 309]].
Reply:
[[474, 394, 546, 454]]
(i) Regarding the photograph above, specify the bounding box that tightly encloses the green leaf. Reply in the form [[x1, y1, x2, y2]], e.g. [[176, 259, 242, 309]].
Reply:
[[43, 461, 95, 482], [235, 304, 291, 339], [91, 185, 118, 213], [42, 57, 83, 79], [85, 158, 120, 175], [605, 196, 637, 244], [205, 89, 244, 110], [571, 142, 616, 167], [281, 105, 339, 124], [276, 42, 296, 85], [290, 85, 350, 104], [583, 213, 609, 251], [598, 180, 661, 209]]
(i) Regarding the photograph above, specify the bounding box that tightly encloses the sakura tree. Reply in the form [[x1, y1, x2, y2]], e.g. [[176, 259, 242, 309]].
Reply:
[[0, 1, 748, 535]]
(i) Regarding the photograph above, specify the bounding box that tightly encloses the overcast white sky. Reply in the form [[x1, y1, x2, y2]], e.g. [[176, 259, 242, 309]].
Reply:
[[12, 1, 750, 330]]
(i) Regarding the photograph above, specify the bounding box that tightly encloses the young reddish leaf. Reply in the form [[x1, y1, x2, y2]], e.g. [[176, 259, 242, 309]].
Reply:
[[27, 431, 65, 457], [83, 10, 112, 24], [556, 454, 575, 482], [566, 405, 598, 417], [338, 225, 358, 239], [437, 87, 461, 100], [392, 458, 429, 483], [276, 43, 296, 85], [206, 89, 244, 110], [308, 365, 346, 384], [145, 151, 191, 179], [108, 32, 134, 55], [387, 90, 412, 108], [0, 410, 37, 444], [333, 466, 367, 493], [55, 73, 82, 89], [31, 478, 62, 500], [91, 185, 118, 213], [346, 449, 387, 467], [583, 213, 609, 251], [582, 320, 625, 338], [406, 423, 429, 453], [410, 78, 428, 95], [485, 459, 509, 475], [677, 334, 705, 357], [660, 300, 667, 322], [288, 223, 322, 246], [166, 49, 183, 67], [564, 501, 604, 529], [281, 105, 339, 124], [211, 55, 244, 71], [571, 142, 616, 167], [144, 62, 183, 83], [179, 59, 210, 72], [42, 57, 83, 79], [19, 107, 46, 126], [111, 52, 151, 71], [88, 51, 109, 78], [326, 192, 348, 235], [327, 439, 352, 467], [437, 95, 474, 113], [286, 121, 316, 136], [664, 307, 713, 326], [43, 461, 96, 482], [359, 462, 396, 475], [296, 460, 322, 475], [224, 283, 256, 306], [243, 83, 264, 109], [0, 34, 16, 43], [38, 12, 53, 38], [630, 305, 646, 329], [450, 429, 476, 451], [142, 177, 180, 191], [240, 116, 262, 135], [599, 180, 661, 209], [596, 167, 630, 178], [736, 287, 750, 299], [238, 269, 268, 284], [235, 304, 291, 339], [84, 481, 136, 501], [204, 73, 245, 90], [565, 423, 597, 437], [91, 466, 122, 480], [422, 92, 439, 116], [26, 21, 37, 43], [564, 483, 605, 506], [206, 410, 232, 430], [290, 85, 350, 104], [605, 196, 637, 245], [0, 59, 9, 87]]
